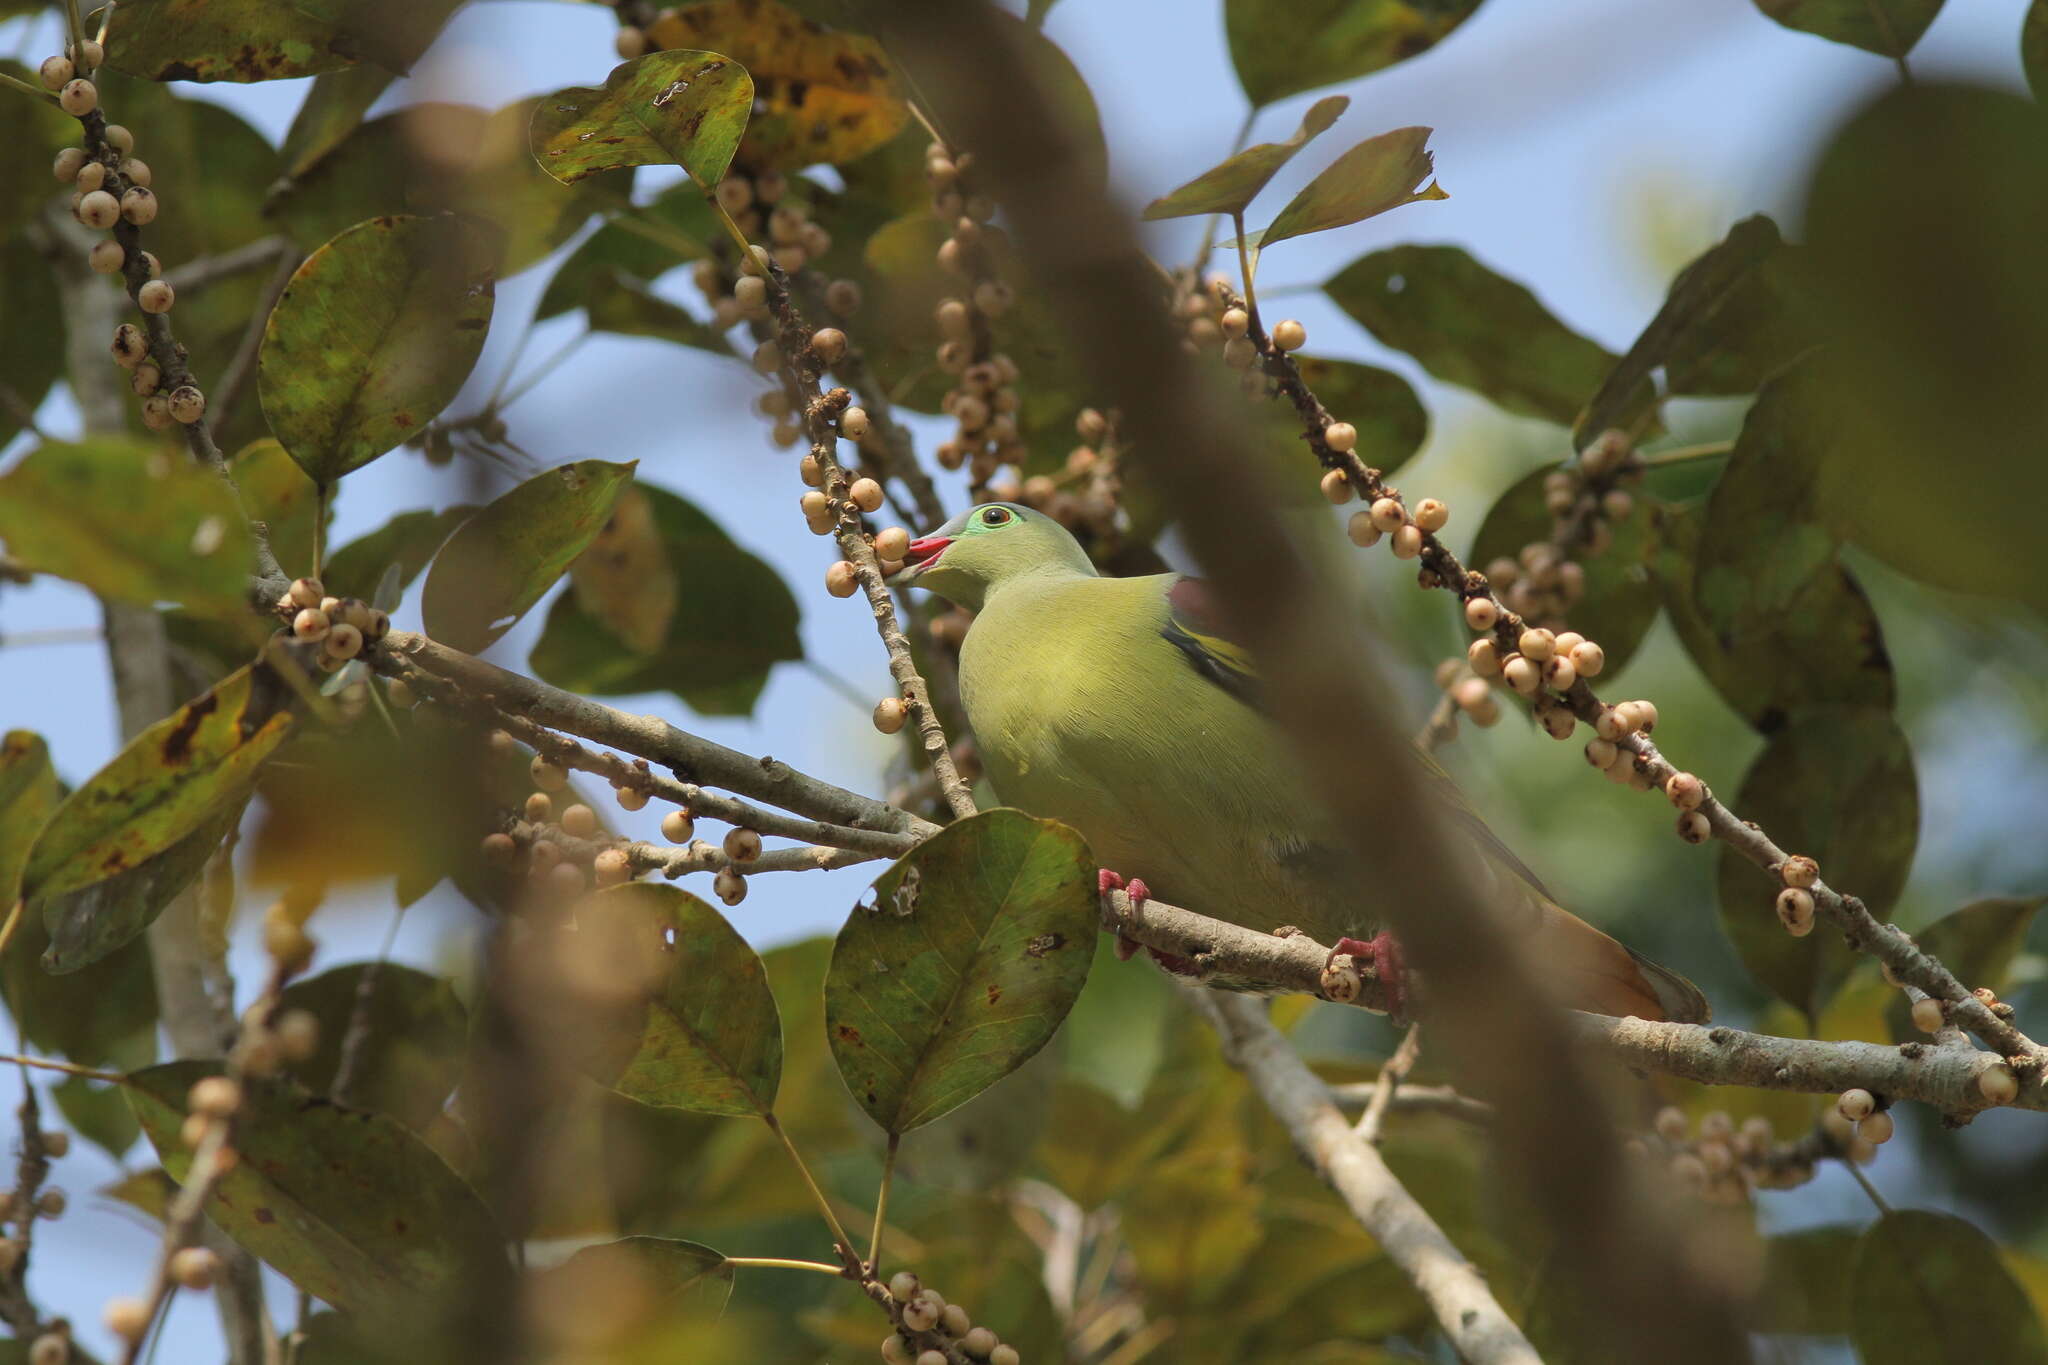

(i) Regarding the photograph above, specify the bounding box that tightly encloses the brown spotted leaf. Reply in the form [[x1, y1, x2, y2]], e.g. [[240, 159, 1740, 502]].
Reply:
[[100, 0, 359, 83], [530, 50, 753, 188], [648, 0, 908, 170], [825, 809, 1097, 1134], [20, 662, 294, 910], [259, 214, 496, 485], [421, 459, 636, 654], [125, 1060, 508, 1316]]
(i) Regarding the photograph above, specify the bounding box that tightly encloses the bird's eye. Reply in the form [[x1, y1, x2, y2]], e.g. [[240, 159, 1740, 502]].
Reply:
[[981, 506, 1013, 526]]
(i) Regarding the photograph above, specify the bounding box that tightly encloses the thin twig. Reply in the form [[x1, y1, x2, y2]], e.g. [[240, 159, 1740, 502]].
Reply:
[[1356, 1023, 1423, 1143]]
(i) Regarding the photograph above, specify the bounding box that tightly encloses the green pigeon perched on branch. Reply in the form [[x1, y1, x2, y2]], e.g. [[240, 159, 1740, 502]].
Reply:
[[888, 501, 1708, 1024]]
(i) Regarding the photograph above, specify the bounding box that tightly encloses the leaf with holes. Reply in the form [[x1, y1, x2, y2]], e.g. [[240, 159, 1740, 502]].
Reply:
[[648, 0, 908, 170], [277, 963, 468, 1131], [125, 1060, 509, 1316], [529, 483, 800, 716], [1850, 1210, 2048, 1363], [1261, 126, 1448, 247], [21, 662, 293, 912], [1715, 708, 1917, 1021], [1469, 462, 1662, 677], [1226, 0, 1487, 107], [0, 439, 254, 619], [825, 809, 1097, 1134], [1884, 897, 2045, 1044], [260, 215, 496, 485], [421, 460, 636, 653], [1143, 96, 1349, 220], [571, 884, 783, 1118], [1751, 0, 1945, 58], [530, 51, 753, 188], [1326, 244, 1630, 426]]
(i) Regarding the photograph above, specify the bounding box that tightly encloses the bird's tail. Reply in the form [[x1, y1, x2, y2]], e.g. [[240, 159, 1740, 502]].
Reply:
[[1536, 901, 1711, 1024]]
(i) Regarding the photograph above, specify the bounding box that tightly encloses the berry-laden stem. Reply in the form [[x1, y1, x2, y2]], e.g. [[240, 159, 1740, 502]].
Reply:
[[1223, 286, 2045, 1072], [869, 1131, 899, 1271], [762, 1113, 863, 1272]]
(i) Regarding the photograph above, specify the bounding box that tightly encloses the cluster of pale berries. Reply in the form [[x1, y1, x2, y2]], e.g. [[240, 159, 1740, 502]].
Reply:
[[1180, 277, 1308, 399], [277, 577, 390, 672], [1000, 406, 1125, 544], [1632, 1107, 1824, 1203], [486, 745, 764, 906], [921, 144, 1027, 489], [1493, 433, 1645, 628], [0, 1129, 78, 1298], [880, 1272, 1021, 1365]]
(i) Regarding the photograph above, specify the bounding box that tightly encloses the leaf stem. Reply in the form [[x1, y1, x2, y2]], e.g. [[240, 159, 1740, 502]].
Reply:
[[95, 0, 116, 47], [1189, 108, 1257, 272], [496, 329, 589, 414], [1844, 1156, 1893, 1215], [703, 193, 759, 264], [763, 1112, 863, 1268], [1231, 211, 1260, 329], [0, 1053, 125, 1083], [311, 485, 326, 578], [0, 900, 24, 963], [0, 70, 57, 103], [1638, 439, 1734, 469], [868, 1131, 898, 1270], [724, 1256, 848, 1277]]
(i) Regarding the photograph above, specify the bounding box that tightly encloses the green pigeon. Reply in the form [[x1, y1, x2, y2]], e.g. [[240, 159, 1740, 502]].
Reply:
[[888, 501, 1708, 1024]]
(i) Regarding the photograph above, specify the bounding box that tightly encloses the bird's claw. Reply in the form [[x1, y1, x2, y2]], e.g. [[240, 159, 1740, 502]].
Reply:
[[1328, 932, 1410, 1022], [1101, 871, 1190, 973]]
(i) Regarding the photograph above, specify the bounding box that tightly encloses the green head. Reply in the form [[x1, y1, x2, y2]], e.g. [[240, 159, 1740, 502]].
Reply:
[[886, 501, 1096, 610]]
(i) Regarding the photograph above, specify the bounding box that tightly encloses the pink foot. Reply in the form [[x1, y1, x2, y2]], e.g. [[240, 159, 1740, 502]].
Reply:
[[1330, 931, 1409, 1021], [1100, 870, 1188, 972]]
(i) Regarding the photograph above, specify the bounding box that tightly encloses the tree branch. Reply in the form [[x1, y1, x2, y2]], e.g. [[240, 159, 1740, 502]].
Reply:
[[1192, 992, 1543, 1365]]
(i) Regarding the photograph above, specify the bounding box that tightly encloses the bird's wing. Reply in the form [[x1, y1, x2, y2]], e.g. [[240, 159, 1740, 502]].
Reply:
[[1160, 577, 1262, 710]]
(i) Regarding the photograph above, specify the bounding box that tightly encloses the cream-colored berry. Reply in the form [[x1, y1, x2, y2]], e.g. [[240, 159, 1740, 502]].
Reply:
[[76, 189, 119, 229], [841, 406, 871, 440], [121, 187, 158, 225], [881, 1334, 912, 1365], [1594, 706, 1628, 742], [1911, 997, 1946, 1034], [547, 860, 585, 896], [850, 478, 885, 513], [29, 1333, 66, 1365], [1319, 468, 1352, 504], [560, 804, 598, 838], [103, 123, 133, 153], [1837, 1088, 1874, 1122], [59, 78, 97, 116], [1218, 307, 1249, 339], [288, 577, 324, 609], [901, 1292, 942, 1333], [990, 1345, 1020, 1365], [1463, 597, 1498, 631], [77, 161, 107, 194], [826, 561, 859, 597], [39, 55, 74, 89], [140, 394, 173, 430], [73, 39, 104, 70], [1516, 628, 1556, 663], [1345, 510, 1382, 548], [661, 810, 695, 844], [873, 697, 908, 734], [121, 157, 152, 187], [52, 146, 87, 182], [1775, 887, 1815, 936], [1568, 640, 1605, 678], [1323, 422, 1357, 453], [1538, 701, 1576, 740], [1390, 524, 1423, 558], [1467, 638, 1502, 677], [89, 238, 124, 274], [292, 607, 330, 642], [1271, 319, 1306, 351], [1979, 1060, 2019, 1104], [481, 831, 517, 865], [1780, 855, 1819, 889], [811, 327, 847, 364], [713, 868, 747, 905], [1675, 811, 1710, 844], [874, 526, 910, 561], [613, 784, 649, 812], [1664, 772, 1705, 811], [1369, 498, 1405, 534], [168, 385, 205, 424], [1860, 1110, 1894, 1144], [169, 1245, 221, 1291], [1585, 739, 1618, 769], [751, 339, 782, 374], [723, 828, 762, 863], [190, 1075, 242, 1118], [1617, 699, 1658, 733], [138, 279, 175, 314], [593, 849, 631, 886], [322, 622, 362, 660], [1413, 499, 1449, 532], [1222, 337, 1257, 369], [1502, 655, 1541, 696], [530, 756, 568, 792], [104, 1297, 150, 1342], [523, 791, 553, 824], [1541, 656, 1577, 692], [963, 1326, 998, 1357]]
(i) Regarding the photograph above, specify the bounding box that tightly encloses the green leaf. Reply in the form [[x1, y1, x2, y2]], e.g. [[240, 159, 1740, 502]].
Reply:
[[125, 1060, 509, 1316], [100, 0, 359, 82], [1325, 244, 1623, 426], [422, 459, 636, 653], [1226, 0, 1487, 107], [1885, 898, 2046, 1043], [1751, 0, 1945, 58], [1653, 503, 1894, 732], [645, 0, 909, 171], [20, 662, 294, 909], [269, 102, 636, 279], [542, 1236, 733, 1318], [1261, 126, 1447, 247], [1143, 96, 1349, 221], [1754, 1225, 1859, 1334], [280, 67, 400, 181], [41, 801, 245, 974], [322, 505, 473, 602], [1850, 1210, 2048, 1364], [825, 809, 1097, 1134], [537, 185, 718, 321], [2028, 1, 2048, 101], [1265, 356, 1428, 481], [1716, 708, 1917, 1020], [0, 439, 255, 618], [277, 963, 468, 1130], [286, 0, 464, 75], [0, 238, 63, 455], [530, 51, 754, 188], [260, 214, 497, 485], [572, 883, 783, 1118], [529, 483, 800, 716], [0, 731, 59, 908], [0, 61, 79, 242], [1469, 462, 1662, 677], [581, 270, 731, 352], [1799, 85, 2048, 609], [232, 439, 326, 576], [1576, 215, 1816, 447], [53, 1073, 142, 1161]]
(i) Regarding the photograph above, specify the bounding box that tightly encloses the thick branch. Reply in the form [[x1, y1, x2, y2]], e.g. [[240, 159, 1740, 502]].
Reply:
[[378, 630, 938, 840], [1193, 993, 1542, 1365]]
